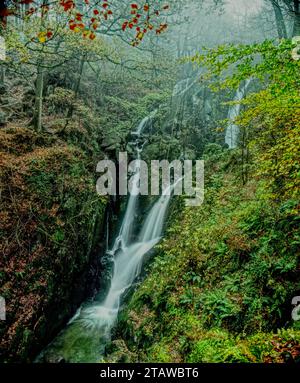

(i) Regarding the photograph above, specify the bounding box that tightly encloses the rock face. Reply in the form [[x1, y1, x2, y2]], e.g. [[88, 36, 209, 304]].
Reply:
[[0, 127, 107, 362]]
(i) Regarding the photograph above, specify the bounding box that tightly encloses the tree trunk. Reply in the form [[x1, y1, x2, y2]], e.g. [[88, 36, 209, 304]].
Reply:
[[32, 1, 48, 132], [0, 24, 5, 86], [0, 1, 7, 28], [67, 54, 86, 119], [292, 0, 300, 36], [33, 61, 44, 132], [271, 1, 288, 38], [0, 66, 5, 86]]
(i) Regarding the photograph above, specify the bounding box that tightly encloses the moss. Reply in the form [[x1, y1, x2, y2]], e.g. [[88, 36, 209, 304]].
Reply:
[[40, 322, 106, 363], [0, 127, 107, 362]]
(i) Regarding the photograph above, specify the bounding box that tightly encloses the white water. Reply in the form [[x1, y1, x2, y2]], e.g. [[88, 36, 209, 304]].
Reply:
[[35, 113, 179, 362], [112, 152, 141, 251], [72, 114, 177, 337], [139, 184, 174, 242], [225, 79, 251, 149], [133, 116, 150, 136], [132, 109, 157, 136]]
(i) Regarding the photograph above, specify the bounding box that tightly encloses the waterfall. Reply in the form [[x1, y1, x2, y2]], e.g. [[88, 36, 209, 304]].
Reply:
[[225, 79, 251, 149], [73, 114, 177, 336], [133, 116, 150, 136], [139, 184, 174, 242], [132, 109, 157, 136], [36, 115, 179, 362], [35, 111, 179, 362], [113, 152, 141, 250]]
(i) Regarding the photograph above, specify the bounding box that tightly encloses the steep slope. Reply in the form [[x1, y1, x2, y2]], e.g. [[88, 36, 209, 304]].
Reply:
[[116, 148, 300, 363], [0, 126, 107, 362]]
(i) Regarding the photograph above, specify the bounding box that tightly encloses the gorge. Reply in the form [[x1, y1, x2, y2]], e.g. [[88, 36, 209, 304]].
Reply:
[[1, 0, 299, 365]]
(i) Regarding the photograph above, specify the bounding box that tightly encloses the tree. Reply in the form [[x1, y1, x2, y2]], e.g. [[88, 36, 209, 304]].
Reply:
[[2, 1, 172, 43], [1, 1, 173, 131], [191, 38, 300, 198], [268, 0, 300, 37], [269, 0, 288, 38]]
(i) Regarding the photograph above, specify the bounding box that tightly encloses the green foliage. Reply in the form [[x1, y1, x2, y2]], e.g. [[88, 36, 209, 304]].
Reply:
[[191, 39, 300, 200], [117, 149, 300, 362], [188, 329, 254, 363], [199, 290, 242, 328]]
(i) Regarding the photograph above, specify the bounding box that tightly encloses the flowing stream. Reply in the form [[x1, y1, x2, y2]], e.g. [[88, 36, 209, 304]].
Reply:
[[36, 114, 177, 363], [35, 74, 247, 363]]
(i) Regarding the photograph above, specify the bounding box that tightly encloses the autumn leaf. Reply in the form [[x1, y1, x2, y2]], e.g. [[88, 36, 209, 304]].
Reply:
[[37, 31, 47, 43]]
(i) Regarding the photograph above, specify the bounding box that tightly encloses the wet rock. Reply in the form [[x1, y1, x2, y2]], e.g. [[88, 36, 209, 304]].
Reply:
[[43, 351, 66, 364]]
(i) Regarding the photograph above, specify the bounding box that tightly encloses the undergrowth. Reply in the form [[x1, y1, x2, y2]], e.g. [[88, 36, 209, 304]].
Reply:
[[117, 147, 300, 363]]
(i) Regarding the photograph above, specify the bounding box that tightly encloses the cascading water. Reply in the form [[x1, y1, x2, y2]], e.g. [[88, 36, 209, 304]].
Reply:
[[80, 118, 178, 332], [112, 152, 141, 251], [225, 79, 251, 149], [139, 184, 174, 242], [36, 113, 178, 363]]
